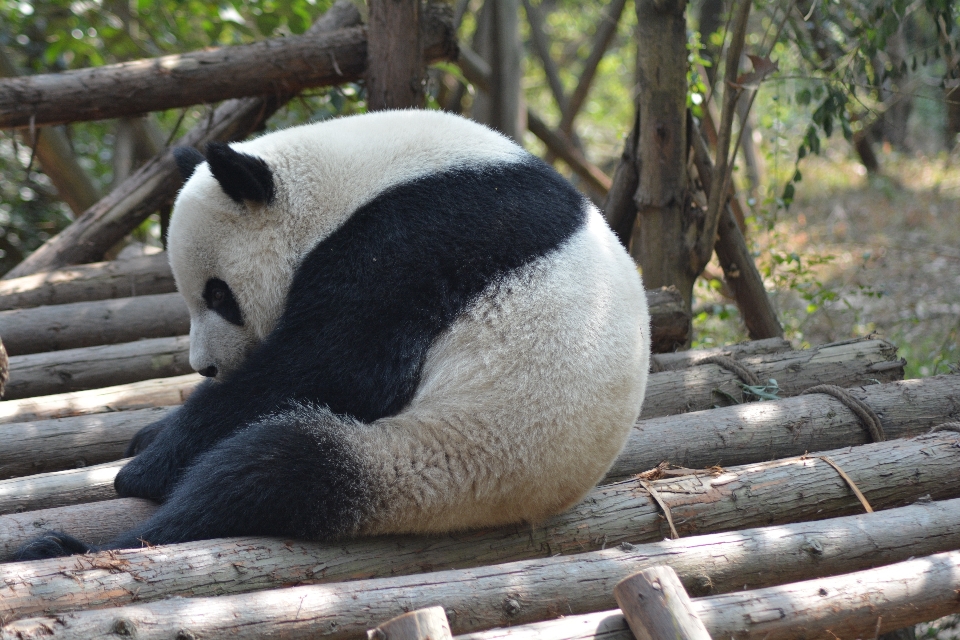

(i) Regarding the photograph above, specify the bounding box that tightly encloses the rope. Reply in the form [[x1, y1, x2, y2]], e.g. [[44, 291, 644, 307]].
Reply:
[[802, 384, 886, 443], [929, 422, 960, 433], [638, 479, 680, 540], [818, 455, 874, 513], [701, 354, 762, 387]]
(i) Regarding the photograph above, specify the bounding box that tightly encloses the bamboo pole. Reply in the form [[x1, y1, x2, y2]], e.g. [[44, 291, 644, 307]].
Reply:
[[4, 336, 191, 400], [1, 450, 957, 638], [0, 253, 174, 311], [0, 338, 907, 482], [0, 293, 189, 356], [1, 432, 957, 617], [0, 374, 199, 424]]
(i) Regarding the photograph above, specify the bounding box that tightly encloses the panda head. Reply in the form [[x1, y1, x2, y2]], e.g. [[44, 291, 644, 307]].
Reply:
[[169, 142, 298, 380]]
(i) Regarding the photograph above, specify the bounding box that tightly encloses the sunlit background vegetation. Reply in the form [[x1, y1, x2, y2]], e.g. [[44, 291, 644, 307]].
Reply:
[[1, 0, 959, 386]]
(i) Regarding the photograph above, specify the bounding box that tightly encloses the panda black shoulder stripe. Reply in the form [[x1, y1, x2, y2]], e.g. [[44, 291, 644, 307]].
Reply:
[[212, 156, 588, 425]]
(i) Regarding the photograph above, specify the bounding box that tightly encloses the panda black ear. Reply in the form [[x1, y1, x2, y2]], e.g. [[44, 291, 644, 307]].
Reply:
[[205, 142, 275, 205], [172, 147, 206, 182]]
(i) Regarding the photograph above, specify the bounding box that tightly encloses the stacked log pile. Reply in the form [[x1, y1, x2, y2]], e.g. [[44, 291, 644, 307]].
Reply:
[[0, 3, 958, 634], [1, 249, 959, 637]]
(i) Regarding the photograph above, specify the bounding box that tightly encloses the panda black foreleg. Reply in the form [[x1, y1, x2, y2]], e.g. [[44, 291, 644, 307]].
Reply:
[[108, 404, 373, 548]]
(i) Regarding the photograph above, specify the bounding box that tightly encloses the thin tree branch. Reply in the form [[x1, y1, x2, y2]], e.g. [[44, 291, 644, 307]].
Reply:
[[520, 0, 569, 113], [559, 0, 627, 134], [698, 0, 751, 266]]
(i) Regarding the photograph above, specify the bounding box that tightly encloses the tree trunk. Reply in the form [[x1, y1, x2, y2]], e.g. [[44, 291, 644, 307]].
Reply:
[[631, 0, 693, 311], [2, 433, 957, 638], [0, 293, 190, 356], [471, 0, 524, 140], [0, 374, 198, 424], [366, 0, 425, 110], [458, 550, 960, 640]]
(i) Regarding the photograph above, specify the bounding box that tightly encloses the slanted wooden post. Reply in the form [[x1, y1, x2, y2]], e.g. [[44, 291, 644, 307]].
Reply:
[[368, 607, 452, 640], [614, 566, 712, 640], [367, 0, 425, 109]]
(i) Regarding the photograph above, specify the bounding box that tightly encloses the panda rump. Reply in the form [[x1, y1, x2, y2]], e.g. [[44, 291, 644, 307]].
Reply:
[[16, 110, 650, 558]]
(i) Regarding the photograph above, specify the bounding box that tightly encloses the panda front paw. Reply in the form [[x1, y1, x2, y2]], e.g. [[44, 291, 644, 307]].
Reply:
[[13, 532, 92, 561]]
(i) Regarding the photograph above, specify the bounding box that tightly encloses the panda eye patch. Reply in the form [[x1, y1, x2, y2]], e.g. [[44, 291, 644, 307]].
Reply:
[[203, 278, 244, 326]]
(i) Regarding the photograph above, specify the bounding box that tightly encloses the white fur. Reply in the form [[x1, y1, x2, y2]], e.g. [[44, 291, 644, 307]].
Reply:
[[168, 110, 650, 532], [170, 111, 524, 376]]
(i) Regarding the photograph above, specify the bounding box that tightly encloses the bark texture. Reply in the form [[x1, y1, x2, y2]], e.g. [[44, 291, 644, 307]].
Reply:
[[4, 336, 191, 400], [0, 408, 168, 479], [612, 373, 959, 479], [0, 460, 131, 516], [0, 10, 449, 129], [0, 374, 198, 424], [0, 253, 173, 311], [614, 567, 711, 640], [1, 445, 957, 638], [366, 0, 426, 110], [1, 432, 957, 616], [457, 550, 960, 640]]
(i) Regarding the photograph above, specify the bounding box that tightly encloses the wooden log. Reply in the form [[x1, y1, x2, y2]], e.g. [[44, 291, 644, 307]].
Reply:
[[0, 288, 688, 358], [369, 608, 453, 640], [0, 253, 174, 311], [650, 337, 790, 371], [4, 336, 191, 400], [1, 432, 957, 620], [614, 566, 712, 640], [0, 460, 131, 516], [0, 498, 155, 560], [0, 409, 166, 480], [1, 443, 957, 640], [0, 374, 199, 424], [0, 2, 451, 278], [0, 293, 189, 356], [638, 337, 902, 418], [0, 337, 905, 483], [0, 5, 451, 130], [456, 551, 960, 640], [611, 372, 959, 479]]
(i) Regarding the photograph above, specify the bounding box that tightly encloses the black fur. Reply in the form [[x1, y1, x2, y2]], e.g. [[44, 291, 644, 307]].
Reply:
[[16, 156, 587, 558], [173, 146, 205, 181], [205, 142, 275, 204], [203, 277, 244, 326]]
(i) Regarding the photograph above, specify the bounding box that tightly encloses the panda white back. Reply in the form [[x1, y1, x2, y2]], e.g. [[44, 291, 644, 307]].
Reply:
[[12, 110, 650, 559]]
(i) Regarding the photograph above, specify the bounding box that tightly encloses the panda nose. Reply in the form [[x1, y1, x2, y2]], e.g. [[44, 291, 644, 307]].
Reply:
[[199, 366, 218, 378]]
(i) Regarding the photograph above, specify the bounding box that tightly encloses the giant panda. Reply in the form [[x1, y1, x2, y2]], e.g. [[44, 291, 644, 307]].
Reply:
[[16, 110, 650, 559]]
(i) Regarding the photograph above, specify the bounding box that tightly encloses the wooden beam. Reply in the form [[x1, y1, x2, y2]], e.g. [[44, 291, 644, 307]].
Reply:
[[2, 434, 957, 636], [4, 336, 191, 400], [368, 608, 453, 640], [0, 253, 174, 311], [614, 566, 712, 640], [0, 460, 132, 515], [366, 0, 429, 110], [0, 293, 189, 356], [457, 550, 960, 640]]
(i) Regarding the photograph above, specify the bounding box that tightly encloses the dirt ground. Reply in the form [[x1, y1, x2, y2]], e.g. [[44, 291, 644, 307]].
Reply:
[[694, 149, 960, 380]]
